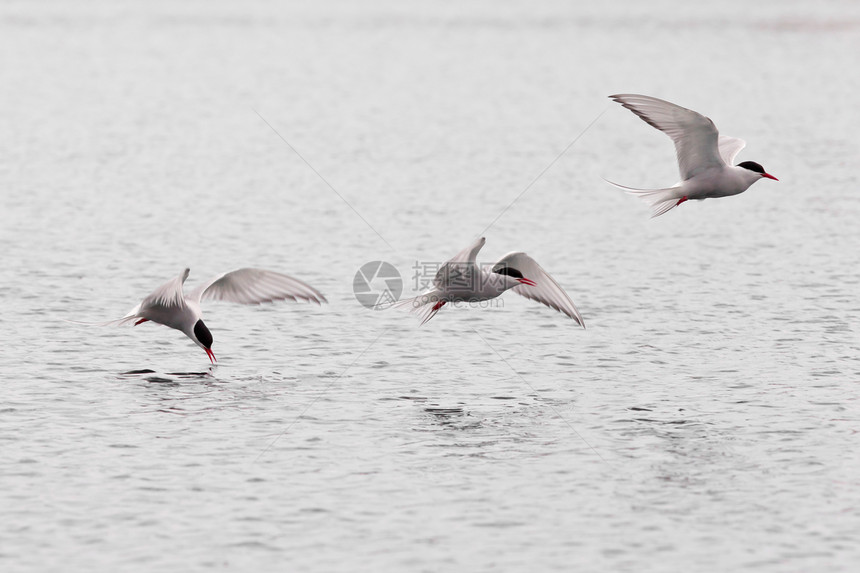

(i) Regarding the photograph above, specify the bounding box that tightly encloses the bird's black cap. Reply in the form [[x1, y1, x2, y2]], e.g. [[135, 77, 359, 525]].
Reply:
[[194, 320, 213, 349], [738, 160, 765, 174], [492, 265, 524, 279]]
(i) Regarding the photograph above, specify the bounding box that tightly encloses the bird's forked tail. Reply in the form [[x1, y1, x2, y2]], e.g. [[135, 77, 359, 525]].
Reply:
[[392, 290, 446, 325], [604, 179, 684, 218]]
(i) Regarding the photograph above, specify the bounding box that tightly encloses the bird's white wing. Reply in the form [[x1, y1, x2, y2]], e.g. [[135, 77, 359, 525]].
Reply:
[[610, 94, 725, 180], [433, 237, 486, 291], [718, 135, 746, 165], [139, 268, 190, 310], [493, 252, 585, 327], [449, 236, 486, 264], [190, 268, 327, 305]]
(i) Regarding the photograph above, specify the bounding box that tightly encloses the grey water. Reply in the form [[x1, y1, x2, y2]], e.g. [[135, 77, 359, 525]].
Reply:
[[1, 0, 859, 571]]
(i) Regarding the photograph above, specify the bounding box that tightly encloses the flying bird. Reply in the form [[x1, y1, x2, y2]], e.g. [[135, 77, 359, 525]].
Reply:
[[394, 237, 584, 326], [75, 268, 326, 362], [606, 93, 778, 218]]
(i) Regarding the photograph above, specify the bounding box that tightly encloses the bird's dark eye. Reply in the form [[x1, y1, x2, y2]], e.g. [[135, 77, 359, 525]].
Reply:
[[194, 320, 213, 349], [492, 265, 524, 279], [737, 161, 765, 174]]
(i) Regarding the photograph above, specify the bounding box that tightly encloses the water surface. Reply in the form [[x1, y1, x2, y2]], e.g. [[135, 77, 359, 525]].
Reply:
[[1, 0, 859, 571]]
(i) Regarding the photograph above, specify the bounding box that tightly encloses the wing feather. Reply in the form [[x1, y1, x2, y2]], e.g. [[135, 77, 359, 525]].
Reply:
[[610, 94, 725, 180], [717, 135, 746, 165], [449, 236, 486, 264], [433, 237, 486, 292], [140, 268, 189, 310], [190, 268, 327, 306], [494, 252, 585, 327]]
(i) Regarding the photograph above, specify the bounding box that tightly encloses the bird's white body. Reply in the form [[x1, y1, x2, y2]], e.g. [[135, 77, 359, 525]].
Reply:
[[130, 297, 203, 346], [607, 93, 777, 217], [432, 260, 521, 303], [80, 267, 327, 362], [626, 163, 764, 211], [396, 237, 584, 326], [673, 164, 764, 200]]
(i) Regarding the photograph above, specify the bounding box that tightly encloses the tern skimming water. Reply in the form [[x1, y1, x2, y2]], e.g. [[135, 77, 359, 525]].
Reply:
[[74, 268, 326, 362]]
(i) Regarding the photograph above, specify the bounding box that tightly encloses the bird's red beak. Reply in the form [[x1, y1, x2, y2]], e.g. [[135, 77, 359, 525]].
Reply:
[[517, 278, 537, 286], [205, 348, 216, 363], [763, 173, 778, 181]]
